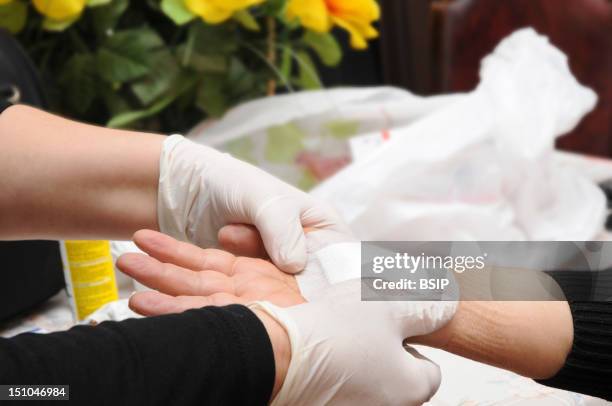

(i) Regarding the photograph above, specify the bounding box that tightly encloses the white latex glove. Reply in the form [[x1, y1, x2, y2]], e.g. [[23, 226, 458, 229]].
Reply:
[[158, 134, 349, 273], [250, 280, 457, 406]]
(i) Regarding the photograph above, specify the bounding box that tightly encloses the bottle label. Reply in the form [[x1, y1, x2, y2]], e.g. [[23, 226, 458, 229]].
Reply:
[[61, 241, 119, 321]]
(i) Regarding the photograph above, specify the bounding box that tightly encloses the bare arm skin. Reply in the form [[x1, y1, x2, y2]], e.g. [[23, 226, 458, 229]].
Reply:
[[410, 300, 574, 379], [0, 104, 163, 240]]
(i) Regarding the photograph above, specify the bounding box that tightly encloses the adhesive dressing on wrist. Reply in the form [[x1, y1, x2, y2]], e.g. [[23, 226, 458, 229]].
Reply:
[[296, 238, 361, 301]]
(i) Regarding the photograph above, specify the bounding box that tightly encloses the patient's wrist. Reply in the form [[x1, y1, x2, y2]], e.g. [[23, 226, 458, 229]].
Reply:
[[252, 308, 291, 400], [410, 301, 574, 379]]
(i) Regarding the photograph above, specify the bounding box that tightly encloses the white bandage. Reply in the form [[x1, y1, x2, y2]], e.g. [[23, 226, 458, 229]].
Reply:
[[296, 229, 360, 301]]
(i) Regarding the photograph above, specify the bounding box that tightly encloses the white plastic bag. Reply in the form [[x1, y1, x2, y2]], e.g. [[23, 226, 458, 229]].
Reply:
[[312, 28, 602, 241], [190, 86, 456, 190], [190, 28, 603, 241]]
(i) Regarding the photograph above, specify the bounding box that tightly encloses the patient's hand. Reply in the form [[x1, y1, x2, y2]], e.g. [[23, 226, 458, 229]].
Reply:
[[117, 229, 305, 316]]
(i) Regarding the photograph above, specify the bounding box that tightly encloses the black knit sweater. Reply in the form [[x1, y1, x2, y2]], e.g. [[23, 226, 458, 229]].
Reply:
[[0, 305, 274, 405], [539, 270, 612, 401]]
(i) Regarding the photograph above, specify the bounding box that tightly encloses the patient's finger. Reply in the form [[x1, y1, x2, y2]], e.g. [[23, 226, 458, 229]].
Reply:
[[218, 224, 268, 258], [133, 229, 236, 273], [117, 253, 234, 296], [129, 291, 245, 316]]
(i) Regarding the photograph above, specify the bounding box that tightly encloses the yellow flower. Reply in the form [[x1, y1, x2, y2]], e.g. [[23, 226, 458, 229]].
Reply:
[[0, 0, 14, 5], [185, 0, 264, 24], [32, 0, 86, 21], [286, 0, 380, 49]]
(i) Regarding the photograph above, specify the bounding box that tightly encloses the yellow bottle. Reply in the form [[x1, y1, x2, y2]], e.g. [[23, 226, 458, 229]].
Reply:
[[60, 240, 119, 321]]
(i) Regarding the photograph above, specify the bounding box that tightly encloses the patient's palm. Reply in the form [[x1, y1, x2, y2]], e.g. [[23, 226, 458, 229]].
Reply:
[[117, 230, 305, 316]]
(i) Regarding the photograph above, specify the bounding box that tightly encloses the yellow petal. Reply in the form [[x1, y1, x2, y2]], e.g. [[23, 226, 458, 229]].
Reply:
[[210, 0, 263, 9], [184, 0, 233, 23], [327, 0, 379, 49], [0, 0, 14, 5], [33, 0, 86, 21], [327, 0, 380, 21], [185, 0, 264, 24], [342, 16, 378, 39], [286, 0, 332, 33], [331, 16, 375, 50]]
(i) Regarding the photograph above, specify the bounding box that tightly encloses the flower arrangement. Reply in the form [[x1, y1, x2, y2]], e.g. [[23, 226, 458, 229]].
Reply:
[[0, 0, 380, 132]]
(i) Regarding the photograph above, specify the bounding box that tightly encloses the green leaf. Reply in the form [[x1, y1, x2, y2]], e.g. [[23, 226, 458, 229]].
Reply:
[[189, 23, 238, 55], [107, 100, 169, 128], [96, 27, 164, 84], [303, 31, 342, 67], [0, 1, 27, 34], [59, 53, 97, 114], [96, 48, 150, 83], [265, 122, 306, 163], [100, 85, 131, 117], [91, 0, 129, 41], [131, 50, 180, 106], [107, 73, 198, 128], [196, 74, 228, 117], [295, 50, 321, 90], [42, 16, 79, 32], [176, 46, 227, 73], [105, 28, 164, 52], [227, 58, 256, 96], [262, 0, 288, 16], [87, 0, 112, 7], [280, 45, 293, 79], [161, 0, 195, 25], [233, 9, 260, 31]]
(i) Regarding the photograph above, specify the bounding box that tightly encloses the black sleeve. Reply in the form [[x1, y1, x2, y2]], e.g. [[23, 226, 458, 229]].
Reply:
[[0, 100, 11, 115], [538, 270, 612, 401], [0, 305, 275, 405]]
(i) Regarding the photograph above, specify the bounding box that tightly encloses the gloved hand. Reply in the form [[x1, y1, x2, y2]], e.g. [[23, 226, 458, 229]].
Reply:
[[250, 279, 457, 406], [215, 223, 360, 301], [157, 134, 349, 273]]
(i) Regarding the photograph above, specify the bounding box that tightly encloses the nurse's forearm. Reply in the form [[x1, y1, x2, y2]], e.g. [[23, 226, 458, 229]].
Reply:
[[410, 301, 573, 379], [0, 104, 163, 240]]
